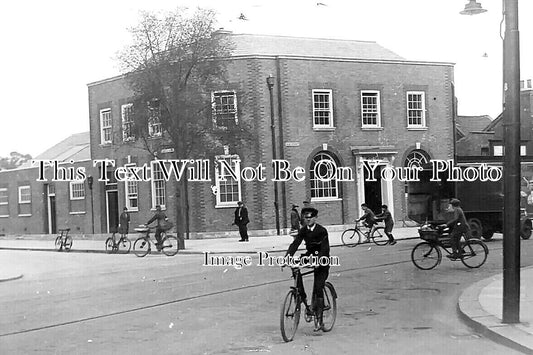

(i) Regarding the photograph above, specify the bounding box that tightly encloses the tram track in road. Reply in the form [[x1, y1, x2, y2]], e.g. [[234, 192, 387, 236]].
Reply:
[[0, 241, 505, 338]]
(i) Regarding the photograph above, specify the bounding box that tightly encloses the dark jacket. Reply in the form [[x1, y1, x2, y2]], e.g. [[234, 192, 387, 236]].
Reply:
[[147, 210, 167, 228], [234, 206, 249, 226], [286, 223, 330, 258], [119, 212, 130, 234], [446, 207, 469, 231], [375, 210, 394, 229], [358, 209, 377, 226], [290, 208, 301, 230]]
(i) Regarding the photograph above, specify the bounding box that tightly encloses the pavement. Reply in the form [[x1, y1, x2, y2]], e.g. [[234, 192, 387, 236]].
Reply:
[[1, 226, 533, 353]]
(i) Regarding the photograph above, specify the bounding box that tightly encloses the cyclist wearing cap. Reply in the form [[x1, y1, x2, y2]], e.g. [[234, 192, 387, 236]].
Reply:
[[284, 206, 330, 331], [441, 198, 470, 259]]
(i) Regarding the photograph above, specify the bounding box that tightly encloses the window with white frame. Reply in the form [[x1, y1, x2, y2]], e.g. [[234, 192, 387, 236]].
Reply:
[[406, 91, 426, 128], [69, 181, 85, 200], [124, 164, 139, 211], [100, 109, 112, 144], [310, 152, 338, 200], [148, 101, 162, 137], [493, 145, 503, 156], [150, 161, 166, 209], [18, 186, 31, 204], [312, 89, 334, 128], [361, 90, 381, 128], [121, 103, 135, 141], [0, 188, 7, 205], [212, 91, 238, 129], [214, 155, 241, 207], [521, 145, 527, 156]]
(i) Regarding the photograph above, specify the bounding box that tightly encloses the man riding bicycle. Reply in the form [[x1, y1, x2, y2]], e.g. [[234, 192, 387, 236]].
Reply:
[[358, 203, 377, 242], [146, 205, 170, 252], [284, 207, 330, 331]]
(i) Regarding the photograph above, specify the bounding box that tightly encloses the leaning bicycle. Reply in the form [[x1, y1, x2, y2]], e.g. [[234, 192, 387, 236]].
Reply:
[[411, 223, 488, 270], [105, 233, 131, 254], [280, 263, 337, 342], [55, 228, 72, 252], [132, 225, 179, 257], [341, 221, 388, 247]]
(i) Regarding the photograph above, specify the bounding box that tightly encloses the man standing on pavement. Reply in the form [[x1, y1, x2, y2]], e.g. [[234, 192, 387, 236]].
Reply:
[[115, 207, 130, 244], [233, 201, 250, 242], [290, 204, 301, 236]]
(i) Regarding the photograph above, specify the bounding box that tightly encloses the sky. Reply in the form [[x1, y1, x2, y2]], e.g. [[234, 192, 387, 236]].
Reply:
[[0, 0, 532, 158]]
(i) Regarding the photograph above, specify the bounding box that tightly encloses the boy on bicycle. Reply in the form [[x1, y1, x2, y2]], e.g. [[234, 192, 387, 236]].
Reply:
[[284, 207, 330, 331], [440, 198, 470, 259], [146, 205, 168, 252], [358, 203, 377, 242]]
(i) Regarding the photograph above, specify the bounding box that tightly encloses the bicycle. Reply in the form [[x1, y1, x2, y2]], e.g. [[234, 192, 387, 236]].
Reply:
[[411, 223, 489, 270], [105, 233, 131, 254], [280, 262, 337, 342], [55, 228, 72, 252], [341, 221, 388, 247], [132, 225, 179, 257]]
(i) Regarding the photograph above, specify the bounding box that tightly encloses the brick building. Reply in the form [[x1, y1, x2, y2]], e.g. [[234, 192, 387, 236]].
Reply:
[[0, 133, 96, 236], [87, 33, 456, 237]]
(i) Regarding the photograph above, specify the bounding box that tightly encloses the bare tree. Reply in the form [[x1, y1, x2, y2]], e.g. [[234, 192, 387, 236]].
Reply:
[[0, 152, 32, 171], [116, 8, 251, 238]]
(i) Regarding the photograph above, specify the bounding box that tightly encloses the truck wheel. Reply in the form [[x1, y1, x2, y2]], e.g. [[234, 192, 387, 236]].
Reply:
[[468, 219, 482, 239], [521, 221, 532, 240], [482, 230, 494, 241]]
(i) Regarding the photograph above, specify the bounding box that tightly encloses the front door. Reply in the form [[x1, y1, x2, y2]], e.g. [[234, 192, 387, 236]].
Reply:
[[47, 184, 57, 234], [106, 190, 119, 233], [364, 165, 382, 214]]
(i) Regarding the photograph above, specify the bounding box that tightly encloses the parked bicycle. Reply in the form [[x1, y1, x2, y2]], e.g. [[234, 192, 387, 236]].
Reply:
[[55, 228, 72, 252], [411, 222, 488, 270], [280, 262, 337, 342], [341, 221, 388, 247], [105, 233, 131, 254], [132, 225, 179, 257]]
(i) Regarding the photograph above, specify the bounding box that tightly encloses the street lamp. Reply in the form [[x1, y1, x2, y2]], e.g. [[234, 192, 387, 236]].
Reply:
[[461, 0, 521, 323], [267, 75, 281, 235]]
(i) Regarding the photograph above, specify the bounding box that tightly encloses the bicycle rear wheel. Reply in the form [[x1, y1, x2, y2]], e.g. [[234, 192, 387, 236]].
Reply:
[[119, 237, 131, 254], [105, 237, 115, 253], [341, 229, 359, 247], [321, 282, 337, 332], [280, 290, 301, 342], [64, 236, 73, 251], [461, 239, 488, 268], [161, 235, 179, 256], [371, 227, 389, 246], [133, 237, 150, 257], [54, 236, 63, 251], [411, 242, 441, 270]]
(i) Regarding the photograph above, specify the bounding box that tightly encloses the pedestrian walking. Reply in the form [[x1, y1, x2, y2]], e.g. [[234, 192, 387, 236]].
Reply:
[[290, 204, 301, 236], [233, 201, 250, 242], [375, 204, 396, 245]]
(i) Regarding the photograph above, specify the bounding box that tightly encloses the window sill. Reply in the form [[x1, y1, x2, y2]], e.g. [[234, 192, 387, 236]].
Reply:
[[70, 198, 85, 201], [126, 208, 139, 212], [100, 143, 112, 147], [215, 203, 239, 209], [150, 206, 166, 211], [18, 214, 32, 217], [310, 197, 342, 203], [407, 127, 428, 131], [0, 215, 9, 218], [361, 127, 383, 131], [69, 211, 86, 215], [313, 127, 336, 132]]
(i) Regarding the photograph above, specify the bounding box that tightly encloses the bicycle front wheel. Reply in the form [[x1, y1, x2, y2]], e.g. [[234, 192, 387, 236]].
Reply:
[[161, 235, 179, 256], [280, 290, 301, 342], [321, 282, 337, 332], [64, 236, 73, 251], [371, 227, 389, 246], [461, 239, 488, 268], [105, 237, 115, 253], [119, 237, 131, 254], [341, 229, 359, 247], [411, 242, 441, 270], [54, 236, 63, 251], [133, 237, 150, 257]]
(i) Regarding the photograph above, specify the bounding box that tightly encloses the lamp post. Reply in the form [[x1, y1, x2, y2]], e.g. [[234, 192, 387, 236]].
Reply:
[[267, 75, 281, 235], [461, 0, 521, 323]]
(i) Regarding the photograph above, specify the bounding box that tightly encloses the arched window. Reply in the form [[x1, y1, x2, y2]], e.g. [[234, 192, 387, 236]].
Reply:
[[405, 149, 430, 168], [310, 152, 339, 200]]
